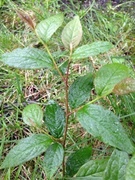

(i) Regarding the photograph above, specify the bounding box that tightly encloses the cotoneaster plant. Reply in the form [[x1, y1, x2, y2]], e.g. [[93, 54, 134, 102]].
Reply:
[[0, 10, 135, 179]]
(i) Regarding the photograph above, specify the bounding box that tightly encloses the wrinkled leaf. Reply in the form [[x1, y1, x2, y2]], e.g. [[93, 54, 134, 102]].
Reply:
[[125, 154, 135, 180], [94, 63, 130, 96], [0, 134, 53, 169], [44, 101, 65, 138], [1, 48, 53, 69], [72, 41, 113, 60], [68, 73, 93, 109], [104, 149, 129, 180], [113, 78, 135, 95], [61, 16, 82, 50], [66, 147, 92, 176], [76, 158, 108, 178], [35, 14, 64, 42], [76, 104, 134, 154], [22, 104, 43, 127], [43, 143, 64, 179]]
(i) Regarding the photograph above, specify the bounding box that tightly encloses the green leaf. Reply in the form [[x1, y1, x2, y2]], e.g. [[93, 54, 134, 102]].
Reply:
[[66, 146, 92, 176], [76, 104, 134, 154], [72, 41, 113, 60], [76, 158, 109, 178], [111, 56, 126, 63], [113, 78, 135, 95], [104, 149, 129, 180], [35, 14, 64, 42], [44, 101, 65, 138], [94, 63, 130, 96], [43, 142, 64, 179], [61, 16, 82, 50], [22, 104, 43, 127], [1, 48, 53, 69], [68, 73, 93, 109], [125, 154, 135, 180], [0, 134, 53, 169]]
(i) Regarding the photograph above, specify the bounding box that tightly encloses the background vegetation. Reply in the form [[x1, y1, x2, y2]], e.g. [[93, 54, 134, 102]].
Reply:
[[0, 0, 135, 179]]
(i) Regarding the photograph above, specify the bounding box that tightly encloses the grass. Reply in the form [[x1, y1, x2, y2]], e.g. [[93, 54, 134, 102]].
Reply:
[[0, 0, 135, 179]]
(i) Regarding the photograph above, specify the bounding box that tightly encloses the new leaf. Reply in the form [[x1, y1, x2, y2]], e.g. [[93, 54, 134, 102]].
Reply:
[[61, 16, 82, 50], [35, 14, 64, 42]]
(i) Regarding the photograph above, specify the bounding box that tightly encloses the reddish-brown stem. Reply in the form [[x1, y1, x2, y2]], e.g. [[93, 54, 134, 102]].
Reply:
[[62, 60, 71, 176]]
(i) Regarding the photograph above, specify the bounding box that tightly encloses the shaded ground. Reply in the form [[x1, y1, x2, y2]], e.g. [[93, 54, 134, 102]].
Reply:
[[61, 0, 134, 11], [61, 0, 127, 6]]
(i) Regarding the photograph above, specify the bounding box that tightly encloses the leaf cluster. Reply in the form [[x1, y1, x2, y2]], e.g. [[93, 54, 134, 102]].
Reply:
[[0, 11, 135, 180]]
